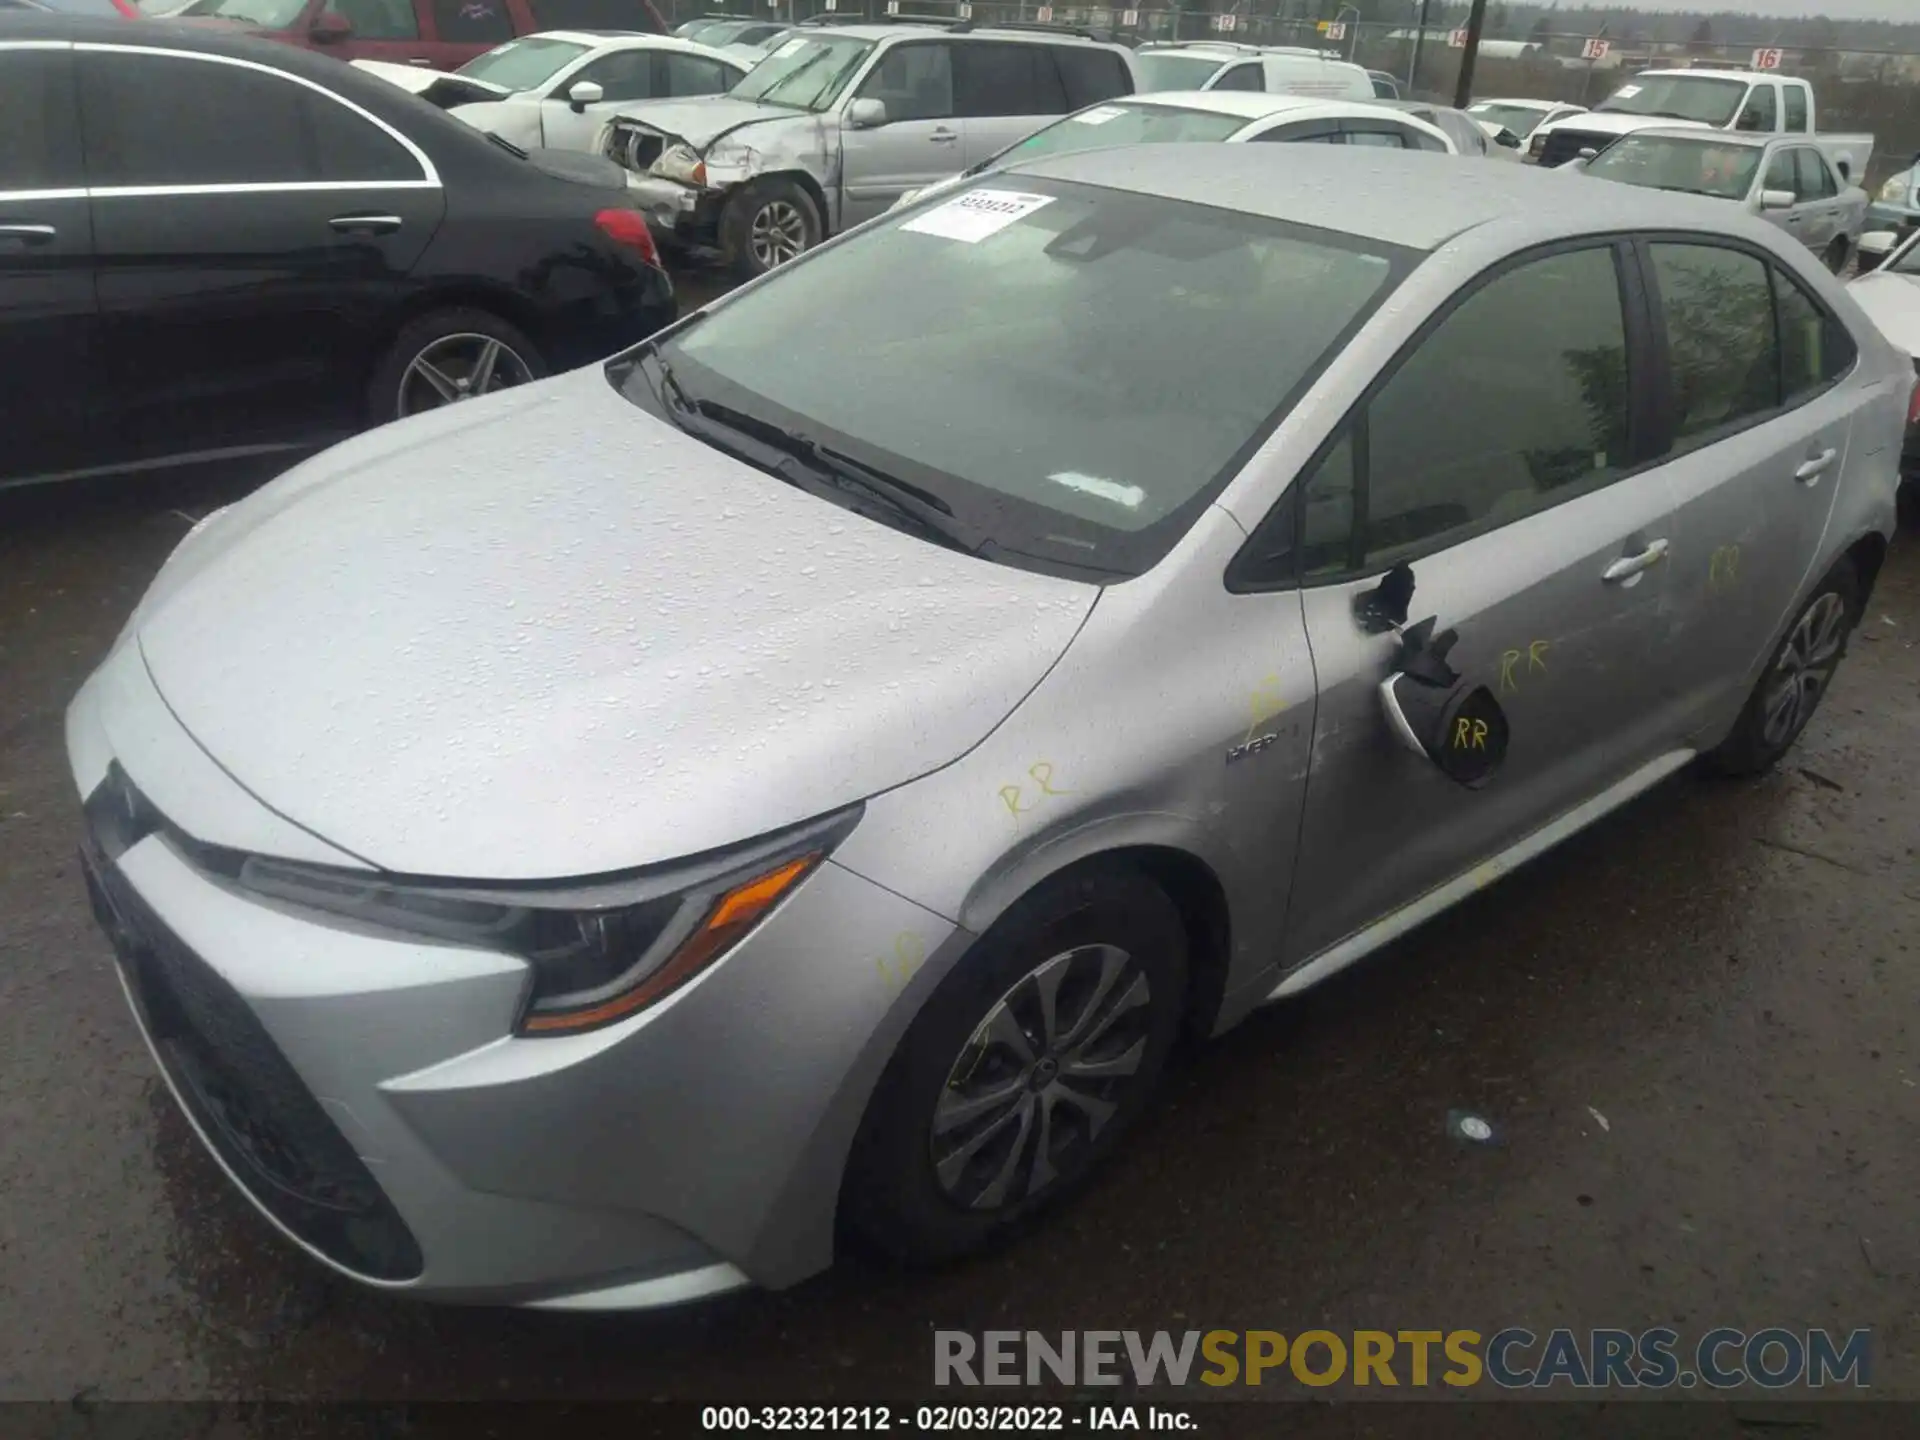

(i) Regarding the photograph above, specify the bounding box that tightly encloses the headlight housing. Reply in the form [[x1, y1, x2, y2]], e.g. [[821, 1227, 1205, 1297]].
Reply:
[[652, 142, 708, 187], [199, 807, 860, 1036], [1880, 174, 1912, 203]]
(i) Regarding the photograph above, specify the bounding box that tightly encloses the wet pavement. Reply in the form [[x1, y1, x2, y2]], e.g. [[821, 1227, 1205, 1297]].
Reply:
[[2, 316, 1918, 1407]]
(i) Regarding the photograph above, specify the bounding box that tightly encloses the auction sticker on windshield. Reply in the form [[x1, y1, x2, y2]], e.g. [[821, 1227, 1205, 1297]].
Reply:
[[1073, 106, 1127, 125], [901, 189, 1055, 243], [772, 37, 809, 58], [1612, 84, 1641, 98]]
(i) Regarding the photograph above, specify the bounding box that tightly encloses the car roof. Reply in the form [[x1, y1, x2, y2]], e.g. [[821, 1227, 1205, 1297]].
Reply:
[[1470, 96, 1565, 111], [1001, 143, 1765, 250], [1636, 68, 1770, 84], [1115, 90, 1429, 124], [526, 29, 740, 59], [1623, 126, 1776, 149]]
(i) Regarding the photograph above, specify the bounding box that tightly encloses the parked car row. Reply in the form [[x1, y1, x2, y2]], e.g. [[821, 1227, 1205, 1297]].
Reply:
[[0, 13, 675, 489], [69, 133, 1910, 1312]]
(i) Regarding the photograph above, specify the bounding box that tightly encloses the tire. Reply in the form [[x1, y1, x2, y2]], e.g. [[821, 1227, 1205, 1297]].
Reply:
[[841, 864, 1188, 1266], [721, 179, 822, 281], [1899, 479, 1919, 532], [1823, 236, 1850, 275], [366, 307, 545, 425], [1702, 557, 1859, 777]]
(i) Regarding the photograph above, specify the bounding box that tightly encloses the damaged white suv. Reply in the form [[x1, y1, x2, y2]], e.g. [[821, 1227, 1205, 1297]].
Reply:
[[603, 18, 1136, 277]]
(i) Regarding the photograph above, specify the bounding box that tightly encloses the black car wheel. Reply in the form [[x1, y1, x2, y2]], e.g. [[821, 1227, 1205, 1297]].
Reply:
[[1703, 557, 1859, 777], [722, 179, 821, 280], [842, 863, 1187, 1265], [369, 309, 546, 424]]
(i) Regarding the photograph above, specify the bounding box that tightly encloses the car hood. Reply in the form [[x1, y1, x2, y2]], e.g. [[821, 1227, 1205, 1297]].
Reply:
[[610, 95, 809, 151], [1547, 111, 1709, 138], [1847, 268, 1920, 357], [353, 58, 513, 108], [131, 369, 1097, 880]]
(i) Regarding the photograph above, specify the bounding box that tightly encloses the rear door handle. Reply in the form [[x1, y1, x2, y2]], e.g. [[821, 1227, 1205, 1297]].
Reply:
[[407, 58, 435, 66], [1602, 537, 1669, 584], [1794, 446, 1836, 483], [0, 223, 56, 244], [329, 213, 403, 234], [929, 129, 959, 144]]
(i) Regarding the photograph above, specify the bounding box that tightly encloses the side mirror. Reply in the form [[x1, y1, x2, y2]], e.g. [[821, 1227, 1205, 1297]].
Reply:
[[1856, 229, 1898, 271], [847, 97, 888, 129], [567, 79, 604, 113], [1760, 187, 1795, 211], [309, 10, 352, 43], [1495, 128, 1520, 149], [1576, 146, 1599, 161], [1379, 675, 1510, 788]]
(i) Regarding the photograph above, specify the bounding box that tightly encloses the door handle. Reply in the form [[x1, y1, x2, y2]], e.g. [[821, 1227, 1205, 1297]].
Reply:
[[407, 58, 435, 66], [929, 129, 959, 143], [329, 214, 404, 234], [1601, 537, 1669, 584], [0, 223, 56, 244], [1794, 446, 1836, 484]]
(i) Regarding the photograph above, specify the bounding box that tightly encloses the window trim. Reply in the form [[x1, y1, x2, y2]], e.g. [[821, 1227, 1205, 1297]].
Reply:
[[1630, 232, 1859, 461], [0, 39, 86, 199], [74, 41, 440, 194], [1227, 235, 1660, 594]]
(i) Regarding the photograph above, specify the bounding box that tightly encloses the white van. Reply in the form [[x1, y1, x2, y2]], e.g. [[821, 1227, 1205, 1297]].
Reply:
[[1133, 41, 1374, 101]]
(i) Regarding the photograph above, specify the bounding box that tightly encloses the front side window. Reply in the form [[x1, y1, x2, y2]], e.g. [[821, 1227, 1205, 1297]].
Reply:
[[663, 53, 735, 98], [459, 37, 590, 90], [1210, 63, 1262, 93], [179, 0, 310, 27], [1736, 84, 1776, 132], [1596, 75, 1747, 127], [1303, 246, 1632, 576], [332, 0, 418, 40], [614, 179, 1410, 578], [953, 43, 1066, 118], [998, 101, 1249, 166], [1647, 243, 1776, 446], [730, 34, 873, 110], [1783, 85, 1809, 132], [572, 50, 655, 103], [1053, 46, 1129, 110], [80, 52, 421, 187], [1762, 147, 1796, 195], [1586, 135, 1761, 202], [0, 50, 83, 192], [1795, 148, 1835, 200], [1133, 53, 1226, 93], [856, 42, 953, 123], [432, 0, 514, 44]]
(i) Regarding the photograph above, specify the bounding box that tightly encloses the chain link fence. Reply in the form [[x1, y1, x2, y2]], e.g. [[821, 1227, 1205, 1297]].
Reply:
[[661, 2, 1920, 186]]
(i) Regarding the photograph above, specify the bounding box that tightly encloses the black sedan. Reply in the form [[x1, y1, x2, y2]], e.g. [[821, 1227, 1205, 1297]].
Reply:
[[0, 13, 676, 489]]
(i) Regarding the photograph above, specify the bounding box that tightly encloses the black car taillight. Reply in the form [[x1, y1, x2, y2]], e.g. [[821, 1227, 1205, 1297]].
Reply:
[[596, 207, 660, 268]]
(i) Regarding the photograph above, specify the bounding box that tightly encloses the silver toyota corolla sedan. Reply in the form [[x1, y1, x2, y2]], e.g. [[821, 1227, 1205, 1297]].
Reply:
[[71, 146, 1910, 1310]]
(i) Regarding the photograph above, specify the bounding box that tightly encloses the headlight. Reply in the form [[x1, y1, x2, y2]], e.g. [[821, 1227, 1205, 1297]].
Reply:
[[212, 807, 859, 1036], [1529, 132, 1546, 155], [652, 142, 708, 186], [1881, 174, 1911, 202]]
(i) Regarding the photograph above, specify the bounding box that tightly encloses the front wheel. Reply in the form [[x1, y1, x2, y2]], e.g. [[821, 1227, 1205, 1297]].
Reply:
[[841, 865, 1188, 1265], [1703, 557, 1858, 776], [722, 179, 821, 280]]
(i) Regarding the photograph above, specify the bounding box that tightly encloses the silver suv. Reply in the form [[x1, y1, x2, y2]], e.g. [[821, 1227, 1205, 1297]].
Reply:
[[604, 18, 1135, 275]]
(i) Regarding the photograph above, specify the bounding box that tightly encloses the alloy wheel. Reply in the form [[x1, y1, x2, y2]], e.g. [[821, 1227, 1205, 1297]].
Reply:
[[1759, 591, 1849, 749], [396, 334, 533, 417], [748, 200, 809, 270], [929, 943, 1153, 1211]]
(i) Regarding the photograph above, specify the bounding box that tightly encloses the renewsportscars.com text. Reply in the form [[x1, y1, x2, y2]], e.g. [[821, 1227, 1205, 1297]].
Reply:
[[934, 1327, 1871, 1390]]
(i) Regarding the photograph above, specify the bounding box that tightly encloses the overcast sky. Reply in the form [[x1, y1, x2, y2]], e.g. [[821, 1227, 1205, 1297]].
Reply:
[[1556, 1, 1912, 19]]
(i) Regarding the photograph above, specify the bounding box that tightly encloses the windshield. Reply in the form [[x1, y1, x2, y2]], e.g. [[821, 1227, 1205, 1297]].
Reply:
[[1585, 134, 1761, 201], [1596, 75, 1748, 127], [179, 0, 305, 23], [728, 34, 874, 110], [457, 38, 590, 92], [993, 102, 1249, 167], [1468, 102, 1553, 136], [612, 177, 1410, 577], [1134, 54, 1228, 92]]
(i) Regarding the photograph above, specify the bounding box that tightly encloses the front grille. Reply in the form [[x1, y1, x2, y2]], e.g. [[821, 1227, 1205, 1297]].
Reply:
[[82, 811, 423, 1282], [1537, 128, 1605, 168]]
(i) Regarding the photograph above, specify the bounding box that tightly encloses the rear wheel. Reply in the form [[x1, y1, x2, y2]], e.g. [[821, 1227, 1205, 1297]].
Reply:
[[367, 308, 545, 424], [1703, 557, 1858, 776], [842, 864, 1188, 1264]]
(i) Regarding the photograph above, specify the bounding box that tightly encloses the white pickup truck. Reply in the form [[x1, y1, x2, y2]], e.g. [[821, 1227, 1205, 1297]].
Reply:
[[1529, 69, 1872, 187]]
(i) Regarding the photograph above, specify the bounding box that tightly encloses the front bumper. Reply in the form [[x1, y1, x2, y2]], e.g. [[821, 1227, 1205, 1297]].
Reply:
[[624, 173, 720, 248], [67, 646, 958, 1307]]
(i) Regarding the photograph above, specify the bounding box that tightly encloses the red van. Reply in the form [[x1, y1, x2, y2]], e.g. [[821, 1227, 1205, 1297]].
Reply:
[[159, 0, 668, 71]]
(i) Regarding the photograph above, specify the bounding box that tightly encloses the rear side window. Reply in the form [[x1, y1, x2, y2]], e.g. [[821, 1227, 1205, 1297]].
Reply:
[[1053, 46, 1129, 108], [1297, 246, 1633, 577], [531, 0, 665, 29], [1647, 244, 1778, 445], [0, 49, 83, 192], [432, 0, 514, 44], [953, 42, 1067, 117], [1783, 85, 1808, 132], [1211, 62, 1263, 93], [332, 0, 418, 40], [858, 41, 954, 122], [663, 52, 734, 97], [1775, 269, 1855, 402], [80, 52, 421, 187]]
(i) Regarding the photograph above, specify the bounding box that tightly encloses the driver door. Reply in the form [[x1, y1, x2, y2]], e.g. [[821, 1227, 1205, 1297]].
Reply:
[[1277, 242, 1688, 970], [839, 41, 965, 229]]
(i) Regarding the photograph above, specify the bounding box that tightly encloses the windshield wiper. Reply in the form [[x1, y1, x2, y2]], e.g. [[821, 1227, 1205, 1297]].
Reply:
[[636, 352, 977, 556], [484, 130, 528, 159]]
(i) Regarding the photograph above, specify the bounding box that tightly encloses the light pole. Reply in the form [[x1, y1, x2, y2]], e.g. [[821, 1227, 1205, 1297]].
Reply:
[[1407, 0, 1431, 91], [1333, 3, 1360, 62]]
